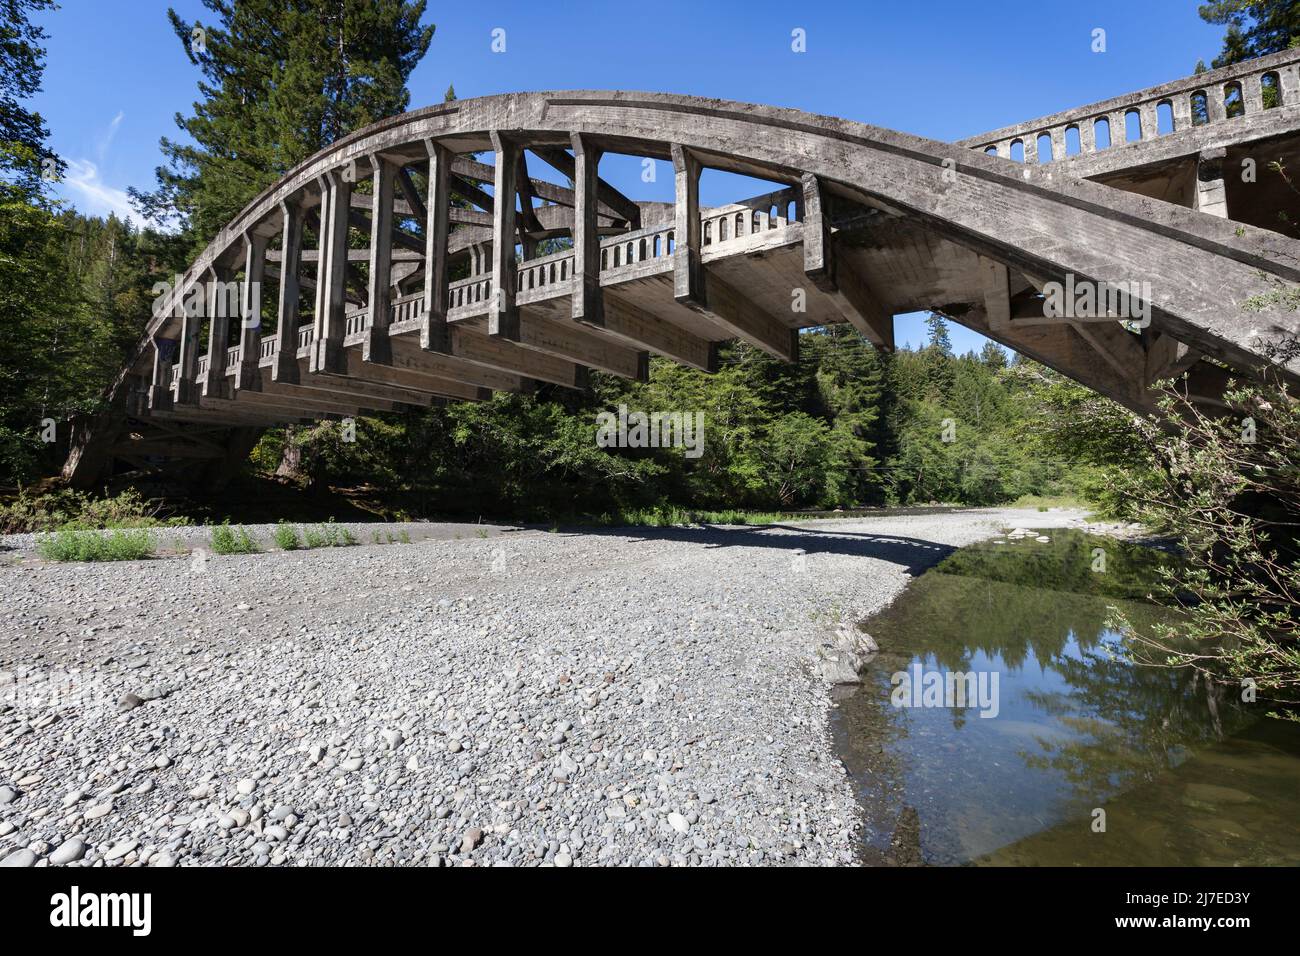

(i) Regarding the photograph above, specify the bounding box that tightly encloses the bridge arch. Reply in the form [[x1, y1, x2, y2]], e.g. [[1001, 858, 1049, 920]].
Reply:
[[65, 71, 1300, 488]]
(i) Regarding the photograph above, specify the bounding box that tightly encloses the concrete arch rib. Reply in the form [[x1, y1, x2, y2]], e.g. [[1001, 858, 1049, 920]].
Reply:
[[156, 90, 1299, 376]]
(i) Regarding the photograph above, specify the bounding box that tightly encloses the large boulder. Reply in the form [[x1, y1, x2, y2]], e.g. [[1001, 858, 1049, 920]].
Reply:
[[814, 626, 879, 684]]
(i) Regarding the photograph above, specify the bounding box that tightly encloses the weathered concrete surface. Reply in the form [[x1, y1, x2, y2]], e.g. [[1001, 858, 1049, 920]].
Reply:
[[64, 49, 1300, 488], [0, 509, 1083, 867]]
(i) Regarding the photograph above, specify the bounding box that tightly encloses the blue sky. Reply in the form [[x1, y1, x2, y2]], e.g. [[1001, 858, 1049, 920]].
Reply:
[[33, 0, 1229, 351]]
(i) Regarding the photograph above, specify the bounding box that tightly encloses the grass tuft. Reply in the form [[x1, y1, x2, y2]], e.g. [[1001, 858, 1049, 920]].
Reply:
[[211, 523, 261, 555], [273, 522, 301, 550], [37, 528, 155, 562]]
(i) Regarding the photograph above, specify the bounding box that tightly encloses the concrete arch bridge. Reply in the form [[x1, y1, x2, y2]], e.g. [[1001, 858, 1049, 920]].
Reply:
[[64, 47, 1300, 489]]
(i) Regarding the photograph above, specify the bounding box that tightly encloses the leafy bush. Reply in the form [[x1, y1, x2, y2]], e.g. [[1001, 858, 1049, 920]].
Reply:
[[1, 488, 180, 534], [303, 520, 357, 548], [273, 522, 300, 550], [37, 528, 155, 562], [211, 523, 260, 554], [1109, 370, 1300, 718]]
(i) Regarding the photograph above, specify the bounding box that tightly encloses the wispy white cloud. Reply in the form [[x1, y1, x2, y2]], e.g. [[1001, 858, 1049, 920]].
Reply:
[[95, 110, 125, 162], [61, 157, 142, 227], [58, 111, 143, 227]]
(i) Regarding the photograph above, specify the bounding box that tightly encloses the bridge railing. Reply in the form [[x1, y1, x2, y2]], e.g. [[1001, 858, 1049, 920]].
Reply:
[[961, 46, 1300, 163], [184, 187, 806, 371]]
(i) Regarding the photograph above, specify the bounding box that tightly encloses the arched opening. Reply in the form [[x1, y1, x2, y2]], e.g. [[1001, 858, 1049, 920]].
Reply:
[[1124, 108, 1142, 142], [702, 220, 712, 246], [1036, 132, 1053, 161], [1093, 117, 1111, 149], [1191, 90, 1209, 126], [1157, 100, 1175, 134], [1064, 125, 1081, 155], [787, 199, 797, 222], [1010, 138, 1025, 162], [984, 145, 998, 156], [1263, 71, 1281, 108], [719, 217, 728, 241], [1224, 80, 1244, 118]]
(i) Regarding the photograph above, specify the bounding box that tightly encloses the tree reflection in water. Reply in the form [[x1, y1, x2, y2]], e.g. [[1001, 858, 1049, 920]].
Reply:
[[832, 531, 1297, 866]]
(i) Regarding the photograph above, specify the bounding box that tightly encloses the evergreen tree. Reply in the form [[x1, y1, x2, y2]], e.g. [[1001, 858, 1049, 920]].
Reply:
[[0, 0, 59, 197], [1199, 1, 1300, 68], [130, 0, 435, 249], [922, 314, 956, 399]]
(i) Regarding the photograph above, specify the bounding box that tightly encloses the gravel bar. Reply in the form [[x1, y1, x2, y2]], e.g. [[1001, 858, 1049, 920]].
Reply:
[[0, 507, 1086, 867]]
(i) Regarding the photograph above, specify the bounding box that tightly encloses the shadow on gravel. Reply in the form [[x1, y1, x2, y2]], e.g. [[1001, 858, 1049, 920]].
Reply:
[[571, 523, 958, 576]]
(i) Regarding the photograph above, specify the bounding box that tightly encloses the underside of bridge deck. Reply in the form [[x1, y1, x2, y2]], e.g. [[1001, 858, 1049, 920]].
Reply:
[[63, 47, 1300, 490]]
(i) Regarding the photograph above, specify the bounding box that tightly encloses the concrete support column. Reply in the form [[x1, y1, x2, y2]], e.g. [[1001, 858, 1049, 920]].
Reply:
[[1207, 86, 1227, 123], [420, 139, 451, 353], [273, 199, 303, 383], [1281, 65, 1300, 105], [1172, 95, 1192, 131], [1050, 127, 1067, 161], [175, 285, 201, 405], [1109, 112, 1127, 146], [200, 266, 231, 399], [489, 131, 519, 340], [671, 143, 704, 306], [236, 232, 267, 391], [801, 172, 832, 282], [1078, 120, 1095, 153], [1022, 135, 1038, 164], [363, 153, 395, 365], [1243, 73, 1265, 114], [1195, 147, 1229, 218], [148, 337, 175, 411], [570, 133, 604, 328], [1139, 102, 1158, 139], [310, 169, 351, 373]]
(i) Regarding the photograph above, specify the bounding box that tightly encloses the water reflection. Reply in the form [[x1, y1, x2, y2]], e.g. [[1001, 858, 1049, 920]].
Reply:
[[831, 530, 1300, 866]]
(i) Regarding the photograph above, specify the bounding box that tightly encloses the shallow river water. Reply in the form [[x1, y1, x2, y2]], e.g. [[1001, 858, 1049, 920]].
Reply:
[[831, 529, 1300, 866]]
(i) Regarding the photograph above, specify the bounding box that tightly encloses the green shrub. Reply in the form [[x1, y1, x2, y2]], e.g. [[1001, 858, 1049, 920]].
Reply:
[[1, 488, 184, 534], [303, 520, 357, 549], [37, 528, 155, 562], [211, 523, 260, 555], [273, 522, 300, 550]]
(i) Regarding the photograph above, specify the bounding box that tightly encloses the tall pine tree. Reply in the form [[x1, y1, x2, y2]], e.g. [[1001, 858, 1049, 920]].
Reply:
[[130, 0, 435, 250]]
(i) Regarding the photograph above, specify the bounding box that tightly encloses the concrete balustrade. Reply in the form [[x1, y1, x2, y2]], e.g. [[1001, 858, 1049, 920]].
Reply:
[[963, 46, 1300, 162]]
